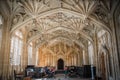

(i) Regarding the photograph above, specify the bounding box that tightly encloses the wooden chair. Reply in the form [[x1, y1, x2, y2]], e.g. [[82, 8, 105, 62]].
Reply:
[[14, 70, 24, 80], [23, 77, 31, 80]]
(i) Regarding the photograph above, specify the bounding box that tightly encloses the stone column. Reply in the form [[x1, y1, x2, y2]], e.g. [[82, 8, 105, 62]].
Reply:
[[0, 18, 11, 80], [71, 56, 72, 66], [73, 53, 76, 66], [50, 55, 52, 66], [51, 55, 53, 66], [21, 30, 28, 70], [83, 50, 86, 65], [72, 55, 74, 66], [43, 54, 45, 66], [110, 16, 120, 80], [67, 55, 69, 66], [54, 55, 57, 70], [93, 31, 99, 76], [74, 54, 77, 66], [83, 49, 90, 65], [85, 48, 89, 65], [79, 50, 83, 66], [84, 42, 89, 65], [35, 48, 38, 66], [53, 55, 55, 66], [71, 55, 73, 66], [0, 22, 3, 78], [39, 49, 42, 66], [93, 31, 98, 66], [49, 54, 50, 66], [73, 55, 74, 66], [32, 41, 36, 65], [69, 56, 72, 66], [52, 55, 54, 66], [75, 53, 78, 66], [68, 56, 70, 66], [77, 53, 80, 66], [114, 4, 120, 79]]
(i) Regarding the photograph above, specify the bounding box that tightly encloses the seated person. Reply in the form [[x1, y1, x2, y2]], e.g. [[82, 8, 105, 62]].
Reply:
[[50, 67, 56, 77], [45, 66, 54, 78], [40, 67, 45, 77]]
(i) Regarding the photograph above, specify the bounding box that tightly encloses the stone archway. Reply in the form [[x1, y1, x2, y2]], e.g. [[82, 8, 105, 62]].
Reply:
[[57, 58, 64, 70], [99, 45, 112, 80]]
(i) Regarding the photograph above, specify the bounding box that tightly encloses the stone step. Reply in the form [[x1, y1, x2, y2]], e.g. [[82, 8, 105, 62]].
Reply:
[[55, 70, 65, 74]]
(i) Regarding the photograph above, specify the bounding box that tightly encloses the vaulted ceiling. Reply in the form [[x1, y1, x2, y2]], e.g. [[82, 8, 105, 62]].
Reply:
[[0, 0, 118, 49]]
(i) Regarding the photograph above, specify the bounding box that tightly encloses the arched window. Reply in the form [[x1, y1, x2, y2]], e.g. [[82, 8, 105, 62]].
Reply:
[[88, 41, 94, 65], [10, 30, 23, 65], [0, 15, 2, 25], [35, 48, 38, 66], [28, 42, 33, 65]]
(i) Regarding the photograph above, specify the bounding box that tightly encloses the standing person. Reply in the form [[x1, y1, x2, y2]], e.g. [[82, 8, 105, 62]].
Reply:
[[64, 66, 68, 78]]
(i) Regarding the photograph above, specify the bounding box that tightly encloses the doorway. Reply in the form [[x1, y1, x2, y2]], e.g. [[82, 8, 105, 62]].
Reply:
[[57, 59, 64, 70]]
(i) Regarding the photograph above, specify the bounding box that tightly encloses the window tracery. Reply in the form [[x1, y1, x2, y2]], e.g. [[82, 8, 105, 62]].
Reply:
[[10, 30, 23, 65]]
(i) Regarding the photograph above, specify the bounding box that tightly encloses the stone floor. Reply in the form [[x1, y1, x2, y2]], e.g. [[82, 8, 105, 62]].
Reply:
[[32, 74, 90, 80]]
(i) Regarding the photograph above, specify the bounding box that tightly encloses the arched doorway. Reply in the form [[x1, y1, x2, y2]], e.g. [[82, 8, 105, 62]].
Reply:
[[57, 59, 64, 70]]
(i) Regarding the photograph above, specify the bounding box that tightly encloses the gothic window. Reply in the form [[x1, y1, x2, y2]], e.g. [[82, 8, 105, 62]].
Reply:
[[0, 15, 2, 25], [88, 41, 94, 65], [0, 15, 3, 49], [28, 42, 33, 65], [15, 30, 23, 38], [10, 31, 23, 65], [35, 48, 38, 65]]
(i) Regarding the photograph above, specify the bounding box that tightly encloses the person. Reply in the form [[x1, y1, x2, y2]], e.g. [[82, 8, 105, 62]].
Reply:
[[64, 66, 68, 78], [51, 67, 56, 78], [44, 66, 52, 78], [40, 67, 45, 77]]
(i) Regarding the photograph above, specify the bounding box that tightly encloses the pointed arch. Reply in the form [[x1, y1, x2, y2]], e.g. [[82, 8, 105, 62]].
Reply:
[[35, 36, 85, 49], [27, 26, 93, 43]]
